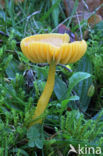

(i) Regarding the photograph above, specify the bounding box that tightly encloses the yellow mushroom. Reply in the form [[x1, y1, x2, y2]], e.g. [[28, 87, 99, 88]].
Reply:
[[20, 33, 87, 125]]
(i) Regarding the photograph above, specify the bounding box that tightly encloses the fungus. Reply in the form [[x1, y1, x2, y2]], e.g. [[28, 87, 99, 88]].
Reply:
[[20, 33, 87, 125]]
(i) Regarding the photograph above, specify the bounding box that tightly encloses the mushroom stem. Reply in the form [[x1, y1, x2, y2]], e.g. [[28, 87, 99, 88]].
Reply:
[[31, 62, 56, 125]]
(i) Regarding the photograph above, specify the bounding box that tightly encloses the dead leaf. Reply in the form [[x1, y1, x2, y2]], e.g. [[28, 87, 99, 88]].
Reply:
[[84, 13, 102, 39], [63, 0, 74, 17], [58, 24, 77, 42], [0, 0, 24, 8], [88, 14, 102, 27], [63, 0, 103, 21]]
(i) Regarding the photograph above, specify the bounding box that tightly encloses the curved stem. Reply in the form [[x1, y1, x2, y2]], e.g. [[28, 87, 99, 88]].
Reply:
[[31, 62, 56, 125]]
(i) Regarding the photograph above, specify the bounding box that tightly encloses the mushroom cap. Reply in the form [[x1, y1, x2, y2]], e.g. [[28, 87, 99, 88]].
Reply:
[[20, 33, 87, 64]]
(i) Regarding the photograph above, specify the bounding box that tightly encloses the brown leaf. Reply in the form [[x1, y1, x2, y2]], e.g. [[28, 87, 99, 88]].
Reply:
[[0, 0, 24, 8], [63, 0, 74, 17], [0, 0, 5, 8], [88, 14, 102, 27], [63, 0, 103, 22], [86, 0, 103, 17], [15, 0, 24, 4], [58, 24, 77, 42]]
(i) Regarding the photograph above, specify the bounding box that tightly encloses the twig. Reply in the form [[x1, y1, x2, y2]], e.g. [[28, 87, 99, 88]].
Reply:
[[44, 125, 55, 134], [15, 10, 41, 26], [76, 101, 91, 118], [36, 63, 72, 72], [57, 148, 63, 156], [27, 10, 41, 20], [0, 31, 9, 37], [36, 63, 48, 67], [33, 17, 39, 29], [52, 14, 91, 33], [24, 10, 41, 35], [82, 0, 89, 11], [6, 50, 16, 53], [88, 3, 103, 18], [92, 3, 103, 14], [76, 11, 83, 40], [47, 130, 62, 140], [52, 15, 81, 33], [58, 64, 72, 72], [52, 3, 103, 33]]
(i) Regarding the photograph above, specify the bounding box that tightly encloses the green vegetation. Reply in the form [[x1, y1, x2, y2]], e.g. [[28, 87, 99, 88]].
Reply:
[[0, 0, 103, 155]]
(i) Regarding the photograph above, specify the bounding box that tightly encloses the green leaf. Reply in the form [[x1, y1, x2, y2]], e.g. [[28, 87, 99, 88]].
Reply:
[[51, 0, 60, 26], [35, 138, 43, 149], [67, 72, 91, 96], [69, 96, 80, 101], [40, 0, 61, 21], [27, 125, 40, 139], [68, 56, 93, 112], [95, 21, 103, 33], [54, 76, 67, 100], [60, 96, 79, 114], [28, 140, 35, 148], [27, 124, 43, 149], [18, 51, 29, 64], [92, 110, 103, 120], [0, 10, 6, 21], [12, 148, 29, 156], [6, 59, 20, 78]]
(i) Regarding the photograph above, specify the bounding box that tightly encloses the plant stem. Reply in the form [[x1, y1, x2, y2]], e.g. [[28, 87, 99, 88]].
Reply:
[[31, 62, 56, 125]]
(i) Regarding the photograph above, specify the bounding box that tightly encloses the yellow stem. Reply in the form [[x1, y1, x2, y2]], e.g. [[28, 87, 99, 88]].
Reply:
[[31, 62, 56, 125]]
